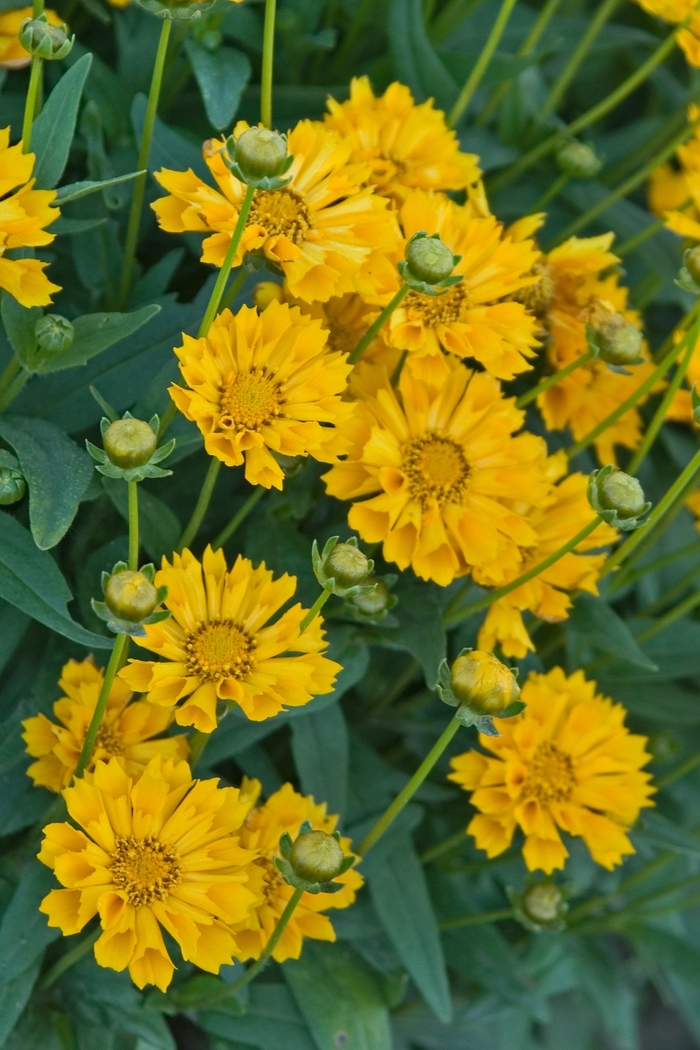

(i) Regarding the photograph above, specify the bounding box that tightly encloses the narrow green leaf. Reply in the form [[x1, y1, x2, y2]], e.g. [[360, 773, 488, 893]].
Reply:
[[51, 216, 109, 236], [0, 960, 42, 1047], [31, 53, 93, 189], [379, 575, 446, 687], [0, 863, 60, 983], [389, 0, 458, 111], [630, 925, 700, 985], [0, 291, 41, 368], [55, 170, 146, 204], [185, 40, 251, 131], [200, 984, 316, 1050], [36, 305, 161, 374], [569, 592, 657, 669], [291, 703, 349, 818]]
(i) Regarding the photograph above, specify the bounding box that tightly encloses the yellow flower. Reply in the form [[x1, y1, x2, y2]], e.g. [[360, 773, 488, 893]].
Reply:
[[685, 487, 700, 530], [151, 120, 401, 303], [323, 363, 551, 586], [233, 779, 362, 962], [169, 300, 355, 490], [449, 667, 655, 874], [631, 0, 700, 66], [21, 658, 190, 793], [0, 7, 63, 68], [38, 757, 261, 991], [119, 547, 341, 733], [323, 77, 481, 202], [649, 105, 700, 238], [0, 127, 60, 306]]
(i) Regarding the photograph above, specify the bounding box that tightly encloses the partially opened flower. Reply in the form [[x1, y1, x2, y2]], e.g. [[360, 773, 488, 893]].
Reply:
[[38, 756, 261, 991], [449, 667, 655, 873], [119, 547, 341, 733], [0, 6, 63, 67], [22, 658, 190, 792]]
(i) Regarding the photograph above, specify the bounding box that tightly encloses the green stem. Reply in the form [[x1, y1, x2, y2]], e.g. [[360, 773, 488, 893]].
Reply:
[[615, 207, 690, 258], [178, 457, 222, 552], [157, 400, 178, 440], [359, 713, 462, 856], [127, 480, 139, 571], [219, 265, 249, 314], [212, 485, 265, 550], [447, 0, 520, 128], [439, 907, 515, 931], [118, 17, 173, 310], [565, 849, 678, 924], [515, 348, 593, 409], [531, 171, 569, 213], [260, 0, 277, 128], [538, 0, 620, 120], [226, 887, 304, 993], [443, 515, 603, 628], [21, 56, 43, 152], [347, 284, 409, 366], [656, 748, 700, 789], [74, 633, 128, 777], [420, 829, 468, 864], [299, 589, 332, 633], [38, 927, 100, 990], [0, 355, 21, 402], [0, 366, 29, 412], [198, 185, 256, 339]]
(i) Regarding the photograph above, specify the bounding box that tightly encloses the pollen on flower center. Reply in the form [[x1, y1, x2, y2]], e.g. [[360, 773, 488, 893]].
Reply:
[[111, 835, 181, 907], [185, 619, 256, 682], [405, 280, 469, 326], [95, 722, 125, 757], [248, 187, 313, 244], [219, 369, 282, 432], [402, 432, 471, 506], [522, 741, 575, 803]]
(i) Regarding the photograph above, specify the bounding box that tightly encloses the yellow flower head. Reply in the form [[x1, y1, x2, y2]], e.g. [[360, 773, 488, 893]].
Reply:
[[233, 779, 362, 962], [152, 120, 401, 303], [324, 77, 481, 202], [0, 7, 63, 68], [38, 756, 262, 991], [119, 547, 341, 733], [631, 0, 700, 67], [648, 105, 700, 239], [21, 658, 190, 792], [323, 364, 551, 586], [449, 667, 655, 874], [169, 300, 355, 490]]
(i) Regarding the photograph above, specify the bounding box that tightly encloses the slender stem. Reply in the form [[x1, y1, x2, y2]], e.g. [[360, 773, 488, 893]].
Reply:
[[634, 587, 700, 644], [657, 748, 700, 789], [127, 481, 139, 571], [157, 400, 178, 440], [439, 908, 515, 931], [359, 714, 462, 856], [178, 457, 221, 552], [538, 0, 620, 120], [420, 829, 468, 864], [636, 553, 700, 612], [631, 887, 700, 922], [516, 348, 593, 408], [447, 0, 519, 128], [531, 172, 569, 213], [0, 355, 21, 401], [21, 56, 43, 152], [212, 485, 265, 550], [347, 285, 409, 365], [443, 516, 603, 628], [0, 366, 30, 412], [299, 589, 331, 633], [260, 0, 277, 128], [198, 185, 256, 339], [74, 634, 127, 778], [38, 927, 100, 990], [226, 887, 304, 993]]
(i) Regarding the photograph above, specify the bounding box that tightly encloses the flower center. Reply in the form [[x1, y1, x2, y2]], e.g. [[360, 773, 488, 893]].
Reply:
[[402, 432, 471, 507], [511, 261, 555, 320], [404, 282, 470, 326], [219, 369, 282, 432], [248, 187, 312, 244], [94, 722, 125, 757], [185, 619, 256, 682], [522, 741, 575, 804], [259, 856, 286, 902], [111, 835, 181, 907]]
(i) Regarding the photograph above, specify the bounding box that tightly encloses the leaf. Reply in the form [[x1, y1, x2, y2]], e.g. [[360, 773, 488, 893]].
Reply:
[[600, 619, 700, 681], [185, 40, 251, 131], [0, 416, 93, 549], [377, 575, 446, 687], [569, 940, 637, 1050], [630, 925, 700, 985], [37, 305, 162, 374], [131, 93, 211, 181], [0, 862, 60, 984], [283, 942, 393, 1050], [1, 292, 41, 369], [568, 593, 657, 669], [55, 170, 146, 204], [51, 216, 108, 236], [102, 479, 181, 562], [291, 703, 349, 819], [389, 0, 458, 112], [437, 47, 544, 87], [632, 811, 700, 857], [602, 679, 700, 724], [200, 984, 317, 1050], [31, 53, 93, 189], [0, 960, 42, 1048]]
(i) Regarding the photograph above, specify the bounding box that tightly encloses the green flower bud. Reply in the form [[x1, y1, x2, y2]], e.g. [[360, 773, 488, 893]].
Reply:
[[686, 245, 700, 287], [405, 233, 455, 285], [103, 419, 157, 470], [523, 883, 562, 924], [450, 650, 520, 716], [35, 314, 74, 354], [18, 14, 73, 60], [289, 829, 346, 883], [350, 578, 391, 617], [597, 467, 646, 520], [596, 319, 643, 366], [104, 570, 159, 623], [556, 140, 602, 179], [0, 467, 26, 505], [234, 128, 288, 181], [326, 542, 370, 589]]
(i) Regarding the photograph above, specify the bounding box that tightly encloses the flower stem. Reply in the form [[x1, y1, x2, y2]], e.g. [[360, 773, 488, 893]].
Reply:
[[198, 185, 256, 339], [0, 365, 30, 412], [0, 355, 21, 402], [21, 56, 43, 152], [127, 480, 139, 571], [260, 0, 277, 128], [75, 633, 128, 778], [443, 515, 603, 628], [439, 907, 515, 931], [447, 0, 519, 128], [38, 927, 100, 990], [657, 749, 700, 789], [348, 284, 409, 365], [178, 457, 221, 552], [118, 17, 172, 310], [212, 485, 266, 550], [420, 828, 468, 864], [515, 348, 593, 409], [616, 203, 691, 257], [537, 0, 620, 121], [227, 887, 304, 993], [530, 171, 569, 213], [299, 588, 331, 633]]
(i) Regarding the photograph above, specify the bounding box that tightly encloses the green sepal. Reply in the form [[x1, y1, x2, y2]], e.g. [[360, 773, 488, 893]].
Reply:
[[311, 535, 376, 598], [342, 572, 398, 625], [88, 412, 176, 481], [587, 464, 652, 531], [221, 137, 295, 190], [397, 259, 463, 297], [279, 831, 293, 859], [435, 651, 524, 734]]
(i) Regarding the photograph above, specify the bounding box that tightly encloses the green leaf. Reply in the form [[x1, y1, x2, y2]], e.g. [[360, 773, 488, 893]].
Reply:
[[569, 593, 657, 669], [31, 53, 93, 189], [389, 0, 458, 112], [51, 216, 108, 236], [291, 703, 349, 819], [102, 479, 181, 562], [0, 862, 60, 984], [630, 925, 700, 985], [437, 47, 544, 87], [632, 811, 700, 857], [569, 940, 637, 1050], [378, 575, 446, 688], [200, 984, 316, 1050], [0, 416, 93, 549], [602, 679, 700, 724], [55, 170, 146, 205], [0, 960, 42, 1047], [283, 942, 393, 1050], [36, 305, 162, 374], [601, 619, 700, 681], [1, 292, 42, 369], [185, 40, 251, 131]]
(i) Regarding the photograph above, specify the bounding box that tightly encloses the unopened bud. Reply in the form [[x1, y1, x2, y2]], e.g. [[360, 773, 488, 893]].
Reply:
[[450, 650, 520, 716], [104, 570, 159, 623], [35, 314, 74, 354], [405, 233, 455, 285], [350, 578, 391, 617], [0, 452, 25, 505], [556, 141, 602, 179], [103, 419, 157, 470], [597, 320, 643, 366], [19, 14, 73, 60], [234, 128, 288, 181], [597, 467, 646, 520], [289, 829, 346, 883], [523, 883, 562, 924], [326, 542, 370, 589]]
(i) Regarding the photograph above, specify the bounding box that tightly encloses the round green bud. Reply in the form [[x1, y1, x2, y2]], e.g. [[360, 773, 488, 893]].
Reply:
[[0, 468, 26, 505], [523, 883, 562, 924], [596, 319, 643, 366], [104, 570, 159, 623], [556, 141, 601, 179], [289, 829, 346, 883], [326, 542, 370, 589], [686, 245, 700, 287], [35, 314, 74, 354], [18, 15, 73, 60], [350, 578, 390, 616], [103, 419, 157, 469], [450, 650, 520, 716], [597, 467, 646, 520], [234, 128, 288, 181], [405, 235, 455, 285]]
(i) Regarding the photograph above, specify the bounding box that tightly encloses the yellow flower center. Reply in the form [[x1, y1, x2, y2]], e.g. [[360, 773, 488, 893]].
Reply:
[[95, 722, 125, 757], [185, 618, 256, 682], [404, 281, 470, 326], [111, 835, 181, 907], [402, 432, 471, 507], [219, 369, 282, 432], [512, 261, 555, 319], [522, 741, 575, 803], [248, 187, 312, 244], [260, 856, 286, 902]]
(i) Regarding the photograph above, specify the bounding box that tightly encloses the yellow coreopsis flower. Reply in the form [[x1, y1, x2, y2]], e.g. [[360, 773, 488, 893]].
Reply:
[[169, 300, 354, 490], [449, 667, 655, 874], [324, 77, 481, 202], [151, 120, 401, 303], [233, 779, 363, 962], [0, 7, 63, 67], [21, 658, 190, 792], [631, 0, 700, 67], [648, 105, 700, 239], [323, 364, 551, 587], [119, 547, 341, 733], [38, 756, 261, 991]]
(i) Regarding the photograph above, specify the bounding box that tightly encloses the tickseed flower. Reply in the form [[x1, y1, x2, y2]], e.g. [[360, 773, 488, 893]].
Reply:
[[323, 364, 551, 587], [169, 300, 354, 490], [449, 667, 655, 874], [0, 6, 62, 68], [38, 756, 261, 991], [631, 0, 700, 67], [233, 779, 363, 962], [649, 105, 700, 239], [151, 120, 401, 303], [22, 658, 189, 792], [119, 547, 341, 733], [323, 77, 481, 202], [0, 128, 60, 307]]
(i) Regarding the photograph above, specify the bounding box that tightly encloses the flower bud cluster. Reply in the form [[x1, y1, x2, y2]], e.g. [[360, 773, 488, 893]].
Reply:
[[588, 465, 651, 530], [436, 649, 524, 735], [19, 14, 74, 60], [312, 535, 377, 598], [92, 561, 170, 636], [87, 413, 175, 482], [399, 231, 462, 296], [275, 820, 357, 893]]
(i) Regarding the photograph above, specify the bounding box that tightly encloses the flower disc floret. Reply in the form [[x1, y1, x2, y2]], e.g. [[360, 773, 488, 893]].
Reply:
[[18, 13, 73, 60], [588, 464, 651, 528], [325, 542, 370, 589], [556, 141, 601, 179], [0, 450, 25, 505]]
